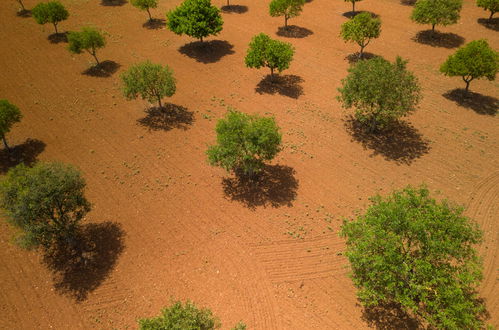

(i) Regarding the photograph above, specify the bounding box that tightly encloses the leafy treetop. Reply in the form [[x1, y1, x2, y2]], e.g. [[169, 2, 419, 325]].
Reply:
[[477, 0, 499, 19], [245, 33, 294, 77], [131, 0, 158, 21], [340, 12, 381, 58], [411, 0, 463, 32], [269, 0, 305, 27], [32, 1, 69, 34], [0, 99, 22, 150], [68, 27, 106, 65]]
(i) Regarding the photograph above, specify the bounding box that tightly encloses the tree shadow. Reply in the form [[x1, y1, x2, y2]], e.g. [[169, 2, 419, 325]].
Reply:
[[361, 302, 422, 329], [143, 18, 166, 30], [48, 32, 68, 44], [477, 18, 499, 32], [276, 25, 313, 38], [255, 74, 304, 99], [82, 60, 121, 78], [343, 11, 379, 19], [178, 40, 235, 64], [100, 0, 127, 6], [400, 0, 417, 5], [137, 104, 195, 131], [222, 164, 298, 209], [344, 117, 430, 165], [412, 30, 465, 48], [345, 52, 380, 64], [443, 89, 498, 116], [16, 9, 31, 17], [0, 139, 46, 174], [43, 222, 125, 302], [221, 5, 248, 13]]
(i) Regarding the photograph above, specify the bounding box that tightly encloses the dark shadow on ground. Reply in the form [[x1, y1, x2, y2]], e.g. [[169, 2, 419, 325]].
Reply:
[[43, 222, 125, 302], [222, 164, 298, 209], [345, 52, 380, 64], [361, 302, 422, 330], [48, 32, 68, 44], [0, 139, 45, 174], [221, 5, 248, 13], [400, 0, 417, 5], [178, 40, 235, 64], [143, 18, 166, 30], [443, 89, 498, 116], [276, 25, 313, 38], [100, 0, 127, 6], [16, 9, 31, 17], [477, 17, 499, 31], [344, 117, 430, 165], [255, 74, 304, 99], [343, 11, 379, 19], [137, 104, 195, 131], [82, 60, 121, 78], [412, 30, 464, 48]]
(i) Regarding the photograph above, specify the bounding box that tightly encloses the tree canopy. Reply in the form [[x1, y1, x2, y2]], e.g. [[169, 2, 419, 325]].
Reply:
[[477, 0, 498, 19], [340, 185, 486, 329], [245, 33, 294, 78], [0, 99, 22, 151], [340, 12, 381, 58], [166, 0, 223, 42], [269, 0, 305, 27], [131, 0, 158, 21], [411, 0, 463, 32], [337, 56, 422, 132], [440, 39, 499, 91], [68, 27, 106, 65], [32, 1, 69, 34]]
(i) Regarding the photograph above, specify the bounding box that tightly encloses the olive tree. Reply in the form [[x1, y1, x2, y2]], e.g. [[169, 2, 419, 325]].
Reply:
[[345, 0, 364, 13], [68, 27, 106, 65], [340, 185, 486, 329], [0, 162, 91, 249], [340, 12, 381, 59], [121, 61, 176, 109], [440, 39, 498, 92], [269, 0, 305, 28], [0, 100, 22, 151], [32, 1, 69, 34], [477, 0, 498, 20], [337, 56, 422, 132], [166, 0, 223, 42], [411, 0, 462, 33], [207, 110, 282, 178], [131, 0, 158, 21], [245, 33, 294, 79]]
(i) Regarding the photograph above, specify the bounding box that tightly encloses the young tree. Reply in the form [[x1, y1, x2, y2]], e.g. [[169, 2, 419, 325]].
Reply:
[[345, 0, 363, 14], [477, 0, 499, 20], [0, 100, 22, 151], [340, 185, 486, 329], [440, 39, 499, 92], [31, 1, 69, 34], [166, 0, 223, 42], [207, 110, 282, 178], [245, 33, 294, 79], [131, 0, 158, 21], [269, 0, 305, 28], [0, 162, 91, 249], [67, 27, 106, 66], [337, 56, 421, 132], [411, 0, 462, 33], [121, 61, 176, 109], [340, 12, 381, 59]]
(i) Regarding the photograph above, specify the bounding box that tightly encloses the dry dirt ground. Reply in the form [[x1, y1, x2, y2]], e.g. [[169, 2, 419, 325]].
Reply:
[[0, 0, 498, 328]]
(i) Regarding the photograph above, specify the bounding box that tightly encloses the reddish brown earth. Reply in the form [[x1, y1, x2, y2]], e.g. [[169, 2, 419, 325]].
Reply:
[[0, 0, 498, 328]]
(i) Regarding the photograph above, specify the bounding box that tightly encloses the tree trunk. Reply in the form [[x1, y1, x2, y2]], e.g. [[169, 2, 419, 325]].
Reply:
[[490, 11, 495, 20], [53, 22, 59, 34], [270, 67, 275, 80], [92, 52, 100, 66], [285, 15, 288, 27], [2, 136, 10, 151], [158, 96, 163, 109], [18, 0, 25, 11], [200, 36, 203, 42], [147, 8, 152, 21], [359, 45, 364, 59], [352, 1, 355, 14], [431, 23, 435, 33], [227, 0, 230, 6], [465, 80, 470, 92]]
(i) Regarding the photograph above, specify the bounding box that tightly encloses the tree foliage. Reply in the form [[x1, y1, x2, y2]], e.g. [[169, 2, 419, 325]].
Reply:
[[207, 110, 282, 177], [340, 12, 381, 58], [269, 0, 305, 27], [344, 0, 364, 13], [0, 162, 91, 249], [337, 56, 422, 132], [411, 0, 462, 32], [68, 27, 106, 65], [32, 1, 69, 34], [340, 185, 486, 329], [131, 0, 158, 21], [166, 0, 223, 42], [440, 39, 499, 91], [0, 99, 22, 150], [121, 61, 176, 109], [477, 0, 499, 19], [245, 33, 294, 77]]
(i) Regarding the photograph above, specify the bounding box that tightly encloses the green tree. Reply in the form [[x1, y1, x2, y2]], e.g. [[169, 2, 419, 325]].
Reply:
[[338, 56, 421, 132], [340, 12, 381, 59], [340, 185, 486, 329], [0, 162, 91, 249], [245, 33, 294, 79], [31, 1, 69, 34], [345, 0, 363, 13], [477, 0, 499, 19], [411, 0, 462, 33], [207, 110, 282, 177], [440, 39, 499, 92], [166, 0, 223, 42], [269, 0, 305, 28], [139, 301, 221, 330], [0, 100, 22, 151], [131, 0, 158, 21], [232, 322, 247, 330], [67, 27, 106, 65], [121, 61, 176, 109]]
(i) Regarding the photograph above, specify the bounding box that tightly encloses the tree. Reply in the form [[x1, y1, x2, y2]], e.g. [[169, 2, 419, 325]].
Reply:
[[345, 0, 363, 14], [131, 0, 158, 21], [31, 1, 69, 34], [0, 100, 22, 151], [340, 185, 486, 329], [207, 110, 282, 177], [340, 12, 381, 59], [67, 27, 106, 66], [166, 0, 223, 42], [121, 61, 176, 109], [0, 162, 91, 249], [440, 39, 499, 92], [245, 33, 294, 79], [337, 56, 421, 132], [269, 0, 305, 28], [477, 0, 499, 19], [411, 0, 462, 33]]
